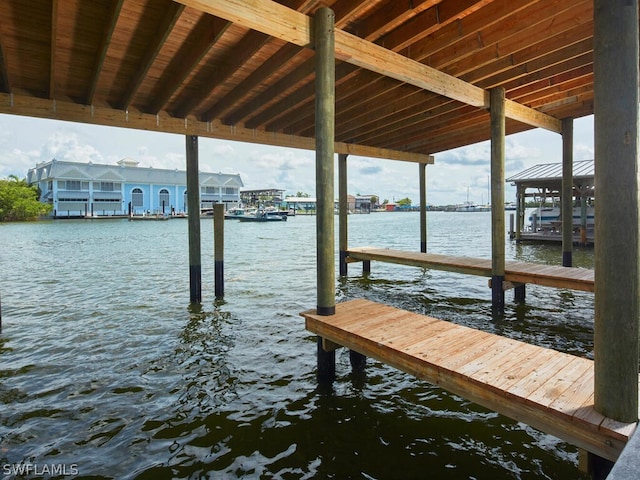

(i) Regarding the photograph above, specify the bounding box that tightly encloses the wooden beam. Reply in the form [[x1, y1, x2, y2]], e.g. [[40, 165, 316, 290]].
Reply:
[[49, 0, 59, 100], [0, 92, 434, 164], [86, 0, 124, 105], [118, 2, 185, 110], [173, 0, 563, 133], [0, 29, 10, 93], [148, 15, 231, 114]]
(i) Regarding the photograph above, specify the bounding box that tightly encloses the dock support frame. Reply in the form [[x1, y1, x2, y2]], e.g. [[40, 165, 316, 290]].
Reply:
[[314, 7, 336, 381], [186, 135, 202, 303]]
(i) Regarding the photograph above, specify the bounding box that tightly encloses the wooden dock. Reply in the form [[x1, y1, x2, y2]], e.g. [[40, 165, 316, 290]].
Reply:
[[346, 247, 595, 292], [302, 299, 637, 461]]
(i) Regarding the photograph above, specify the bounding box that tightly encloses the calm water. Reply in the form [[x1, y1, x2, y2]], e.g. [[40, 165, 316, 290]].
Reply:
[[0, 212, 594, 479]]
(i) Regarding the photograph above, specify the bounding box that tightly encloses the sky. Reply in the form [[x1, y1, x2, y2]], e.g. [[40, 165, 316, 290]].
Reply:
[[0, 113, 594, 206]]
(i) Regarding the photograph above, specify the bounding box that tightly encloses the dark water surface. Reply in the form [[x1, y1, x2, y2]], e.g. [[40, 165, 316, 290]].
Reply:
[[0, 212, 594, 479]]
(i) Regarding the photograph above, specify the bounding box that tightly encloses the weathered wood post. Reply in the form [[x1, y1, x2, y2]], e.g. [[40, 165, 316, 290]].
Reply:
[[315, 7, 336, 381], [186, 135, 202, 303], [419, 163, 427, 253], [490, 87, 506, 315], [561, 118, 574, 267], [592, 0, 639, 476], [515, 184, 524, 242], [213, 203, 224, 299], [339, 153, 348, 276]]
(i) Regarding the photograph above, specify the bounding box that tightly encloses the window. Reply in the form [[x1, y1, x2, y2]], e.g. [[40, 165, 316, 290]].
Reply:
[[159, 189, 170, 208], [65, 180, 81, 190], [224, 187, 237, 195], [202, 186, 218, 195], [97, 182, 116, 192], [132, 188, 143, 208]]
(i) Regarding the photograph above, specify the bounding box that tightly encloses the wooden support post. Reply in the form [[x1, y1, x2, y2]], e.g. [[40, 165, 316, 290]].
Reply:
[[186, 135, 202, 303], [516, 184, 524, 243], [314, 7, 336, 381], [213, 203, 224, 299], [580, 196, 588, 246], [315, 6, 335, 316], [339, 153, 348, 276], [316, 336, 336, 382], [490, 87, 506, 315], [562, 118, 574, 267], [419, 163, 427, 253], [362, 260, 371, 274], [592, 8, 639, 474], [349, 349, 366, 373], [514, 284, 526, 303]]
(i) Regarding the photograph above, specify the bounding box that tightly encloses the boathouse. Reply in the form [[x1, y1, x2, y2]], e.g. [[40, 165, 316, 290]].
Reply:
[[506, 159, 595, 244], [27, 158, 243, 218], [2, 1, 639, 478]]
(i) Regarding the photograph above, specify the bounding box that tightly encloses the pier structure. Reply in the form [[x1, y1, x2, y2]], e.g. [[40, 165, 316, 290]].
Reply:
[[2, 1, 638, 478]]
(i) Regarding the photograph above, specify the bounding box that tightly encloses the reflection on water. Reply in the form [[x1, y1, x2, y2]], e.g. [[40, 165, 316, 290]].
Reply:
[[0, 213, 591, 478]]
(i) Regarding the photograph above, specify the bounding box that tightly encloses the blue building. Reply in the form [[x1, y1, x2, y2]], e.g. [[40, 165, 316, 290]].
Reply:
[[27, 158, 243, 218]]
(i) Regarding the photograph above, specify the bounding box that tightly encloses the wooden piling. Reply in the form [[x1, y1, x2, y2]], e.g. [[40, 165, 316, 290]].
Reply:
[[561, 118, 573, 267], [490, 87, 506, 315], [314, 7, 336, 380], [186, 135, 202, 303], [593, 0, 639, 426], [419, 163, 427, 253], [339, 153, 348, 276], [592, 14, 640, 476], [214, 203, 224, 298]]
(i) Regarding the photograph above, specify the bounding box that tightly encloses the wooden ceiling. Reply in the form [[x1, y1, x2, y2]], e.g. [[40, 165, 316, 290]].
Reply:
[[0, 0, 599, 163]]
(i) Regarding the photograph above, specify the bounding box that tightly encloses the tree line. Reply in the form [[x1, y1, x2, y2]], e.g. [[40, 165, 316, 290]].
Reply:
[[0, 176, 52, 221]]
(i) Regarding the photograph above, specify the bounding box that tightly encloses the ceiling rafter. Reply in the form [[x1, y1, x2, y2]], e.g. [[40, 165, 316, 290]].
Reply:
[[175, 0, 322, 120], [86, 0, 124, 105], [147, 14, 231, 114], [246, 0, 482, 132], [49, 0, 59, 99], [172, 29, 272, 118], [117, 1, 185, 111]]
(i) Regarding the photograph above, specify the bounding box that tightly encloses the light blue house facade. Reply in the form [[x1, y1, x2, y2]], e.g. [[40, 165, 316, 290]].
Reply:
[[27, 158, 243, 218]]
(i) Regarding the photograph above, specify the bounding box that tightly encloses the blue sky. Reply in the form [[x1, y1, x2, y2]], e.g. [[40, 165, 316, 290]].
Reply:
[[0, 113, 594, 206]]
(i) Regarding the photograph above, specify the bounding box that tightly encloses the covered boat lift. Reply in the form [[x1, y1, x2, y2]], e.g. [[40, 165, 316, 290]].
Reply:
[[507, 159, 595, 247]]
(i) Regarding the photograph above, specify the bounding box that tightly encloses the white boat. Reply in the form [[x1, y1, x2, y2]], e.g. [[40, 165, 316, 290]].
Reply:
[[455, 202, 490, 212], [225, 207, 256, 219], [237, 208, 287, 222], [529, 205, 595, 230]]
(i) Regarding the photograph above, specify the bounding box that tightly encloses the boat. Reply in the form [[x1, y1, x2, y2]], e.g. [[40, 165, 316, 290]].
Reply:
[[225, 207, 256, 219], [237, 208, 287, 222], [528, 204, 595, 231], [455, 202, 490, 212]]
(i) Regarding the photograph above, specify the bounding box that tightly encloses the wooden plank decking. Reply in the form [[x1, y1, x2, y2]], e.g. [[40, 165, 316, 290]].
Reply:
[[346, 247, 595, 292], [302, 299, 637, 461]]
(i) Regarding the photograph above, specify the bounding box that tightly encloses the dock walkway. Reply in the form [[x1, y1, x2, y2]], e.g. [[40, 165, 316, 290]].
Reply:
[[346, 247, 594, 292], [302, 299, 637, 461]]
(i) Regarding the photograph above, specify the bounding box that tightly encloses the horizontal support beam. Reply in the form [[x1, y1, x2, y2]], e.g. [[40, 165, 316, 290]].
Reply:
[[0, 93, 434, 164], [174, 0, 562, 133]]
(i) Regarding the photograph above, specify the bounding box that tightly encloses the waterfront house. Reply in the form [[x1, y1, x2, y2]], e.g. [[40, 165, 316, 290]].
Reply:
[[27, 158, 243, 218]]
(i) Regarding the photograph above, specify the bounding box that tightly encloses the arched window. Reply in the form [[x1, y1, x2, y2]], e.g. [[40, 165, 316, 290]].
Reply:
[[159, 188, 170, 208], [132, 188, 143, 208]]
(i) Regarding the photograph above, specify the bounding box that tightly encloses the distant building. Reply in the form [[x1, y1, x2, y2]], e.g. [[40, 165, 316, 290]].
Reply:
[[27, 158, 243, 218], [240, 188, 285, 206]]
